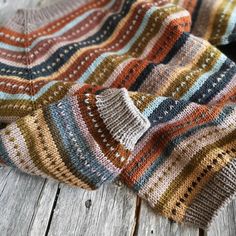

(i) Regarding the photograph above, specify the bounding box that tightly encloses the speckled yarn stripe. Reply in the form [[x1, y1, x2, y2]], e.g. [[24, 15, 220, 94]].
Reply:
[[0, 87, 150, 189], [0, 0, 235, 229], [172, 0, 236, 45]]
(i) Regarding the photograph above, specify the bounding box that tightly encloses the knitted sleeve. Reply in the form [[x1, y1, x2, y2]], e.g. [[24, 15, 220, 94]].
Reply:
[[171, 0, 236, 45], [123, 91, 236, 229], [0, 88, 150, 190]]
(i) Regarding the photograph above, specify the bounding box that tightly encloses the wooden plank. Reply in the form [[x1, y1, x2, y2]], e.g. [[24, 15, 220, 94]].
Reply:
[[0, 0, 41, 11], [0, 0, 60, 234], [27, 180, 59, 236], [205, 199, 236, 236], [0, 167, 58, 236], [0, 0, 41, 8], [0, 1, 235, 236], [47, 180, 137, 236], [136, 200, 199, 236]]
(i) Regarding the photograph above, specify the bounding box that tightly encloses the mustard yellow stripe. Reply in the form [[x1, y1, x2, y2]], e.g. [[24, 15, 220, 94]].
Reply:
[[129, 92, 157, 112], [1, 2, 183, 86], [155, 129, 236, 222], [0, 82, 73, 117], [85, 5, 185, 85], [204, 0, 225, 40], [162, 45, 221, 99], [209, 0, 236, 44], [17, 109, 92, 189]]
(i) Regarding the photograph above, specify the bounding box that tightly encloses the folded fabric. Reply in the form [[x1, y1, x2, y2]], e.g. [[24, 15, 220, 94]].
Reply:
[[171, 0, 236, 45], [123, 91, 236, 228], [0, 87, 150, 189], [0, 0, 235, 229]]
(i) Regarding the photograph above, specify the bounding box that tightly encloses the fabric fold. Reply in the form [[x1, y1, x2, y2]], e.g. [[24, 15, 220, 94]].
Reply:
[[122, 91, 236, 229], [0, 88, 150, 189], [0, 0, 235, 229]]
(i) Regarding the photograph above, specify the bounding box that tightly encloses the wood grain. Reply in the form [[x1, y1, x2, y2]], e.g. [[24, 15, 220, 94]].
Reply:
[[136, 201, 199, 236], [0, 167, 58, 236], [0, 0, 235, 235], [47, 180, 137, 236], [0, 0, 40, 23], [205, 200, 236, 236]]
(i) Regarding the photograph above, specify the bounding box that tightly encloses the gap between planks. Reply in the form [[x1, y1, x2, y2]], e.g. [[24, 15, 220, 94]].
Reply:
[[0, 0, 235, 235]]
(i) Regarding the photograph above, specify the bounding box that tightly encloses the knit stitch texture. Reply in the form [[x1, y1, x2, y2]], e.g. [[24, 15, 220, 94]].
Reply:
[[0, 0, 235, 229]]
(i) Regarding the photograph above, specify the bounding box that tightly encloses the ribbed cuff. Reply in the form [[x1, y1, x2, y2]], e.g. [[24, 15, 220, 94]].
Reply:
[[96, 88, 150, 151], [184, 157, 236, 229], [0, 88, 150, 190]]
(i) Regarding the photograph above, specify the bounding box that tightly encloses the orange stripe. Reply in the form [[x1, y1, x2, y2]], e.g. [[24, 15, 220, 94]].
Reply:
[[110, 15, 190, 88], [51, 15, 190, 86], [122, 104, 224, 183], [0, 0, 111, 46]]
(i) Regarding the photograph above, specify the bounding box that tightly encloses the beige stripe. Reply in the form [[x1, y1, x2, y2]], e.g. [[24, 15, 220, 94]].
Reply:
[[140, 107, 236, 205], [22, 109, 91, 189], [202, 0, 225, 40], [103, 7, 190, 89], [139, 36, 208, 95], [0, 123, 47, 177], [162, 139, 236, 222], [0, 1, 176, 84], [209, 74, 236, 105]]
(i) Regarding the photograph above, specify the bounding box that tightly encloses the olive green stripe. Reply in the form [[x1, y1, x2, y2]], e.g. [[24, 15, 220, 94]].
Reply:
[[17, 111, 91, 188], [16, 115, 57, 178], [42, 107, 94, 188], [156, 128, 236, 211], [35, 82, 72, 107], [163, 46, 221, 98], [210, 0, 235, 43], [86, 5, 185, 85], [0, 82, 72, 117]]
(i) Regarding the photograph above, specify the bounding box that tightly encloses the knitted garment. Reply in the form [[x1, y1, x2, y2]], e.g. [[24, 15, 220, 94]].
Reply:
[[0, 0, 235, 229], [172, 0, 236, 45], [0, 88, 150, 189]]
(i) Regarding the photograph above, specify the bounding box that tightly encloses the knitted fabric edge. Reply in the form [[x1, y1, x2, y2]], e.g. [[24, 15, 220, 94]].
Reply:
[[0, 88, 150, 189], [184, 155, 236, 229]]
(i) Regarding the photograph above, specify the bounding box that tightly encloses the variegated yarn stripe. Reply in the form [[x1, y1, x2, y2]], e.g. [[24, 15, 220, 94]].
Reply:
[[0, 0, 235, 229]]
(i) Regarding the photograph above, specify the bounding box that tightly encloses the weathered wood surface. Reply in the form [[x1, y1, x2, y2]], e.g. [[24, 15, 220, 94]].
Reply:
[[206, 200, 236, 236], [137, 201, 199, 236], [47, 180, 137, 236], [0, 0, 235, 235]]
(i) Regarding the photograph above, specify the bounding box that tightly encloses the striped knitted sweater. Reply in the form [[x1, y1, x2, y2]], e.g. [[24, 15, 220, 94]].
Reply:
[[0, 0, 235, 229]]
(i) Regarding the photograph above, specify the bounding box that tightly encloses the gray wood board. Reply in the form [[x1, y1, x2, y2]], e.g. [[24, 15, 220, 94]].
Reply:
[[0, 0, 235, 235]]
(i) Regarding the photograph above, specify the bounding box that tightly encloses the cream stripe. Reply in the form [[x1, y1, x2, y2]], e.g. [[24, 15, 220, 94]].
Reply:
[[1, 123, 47, 177], [209, 74, 236, 105], [103, 9, 189, 87], [191, 0, 223, 38], [103, 58, 133, 87], [203, 0, 225, 40], [70, 96, 122, 174], [147, 43, 209, 96], [162, 139, 236, 221], [131, 102, 201, 158], [0, 0, 124, 67], [209, 0, 234, 41], [139, 36, 208, 94], [140, 107, 236, 205], [0, 1, 177, 84], [25, 109, 91, 188]]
